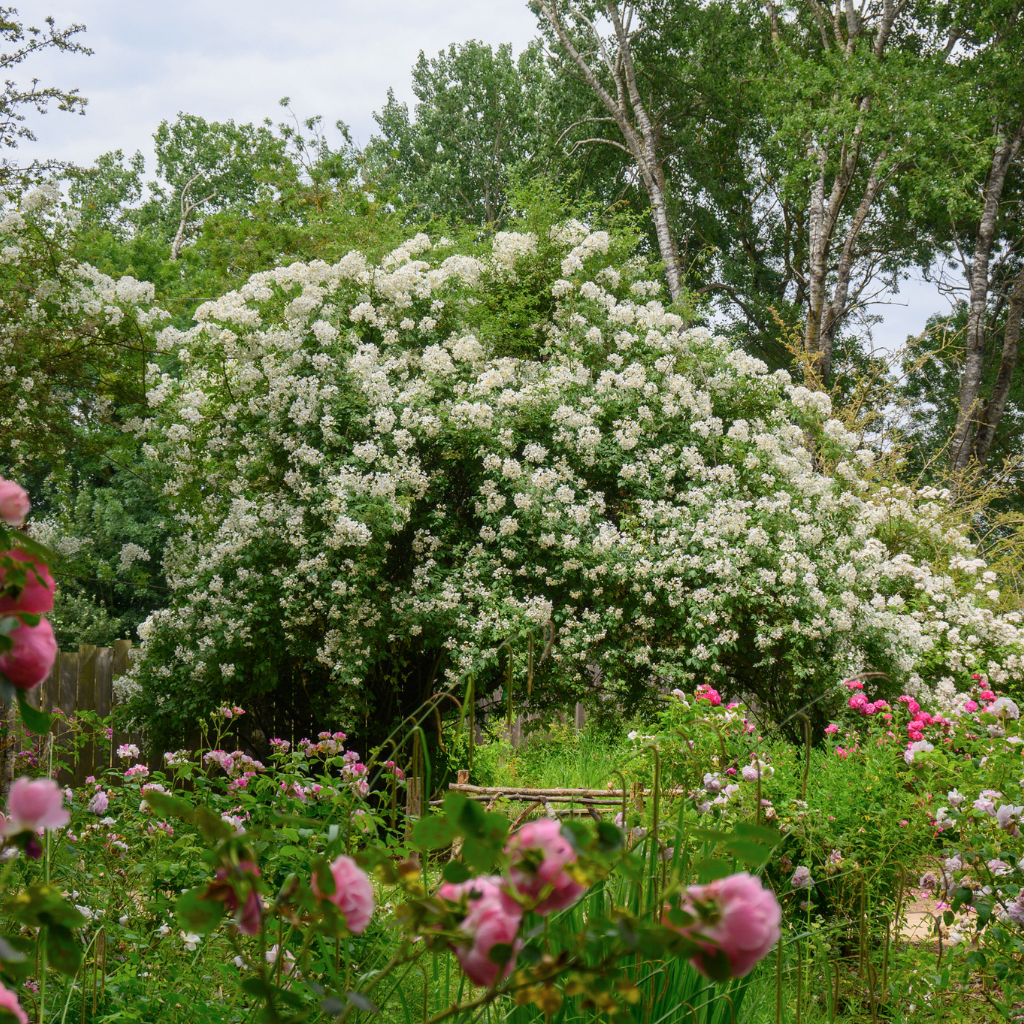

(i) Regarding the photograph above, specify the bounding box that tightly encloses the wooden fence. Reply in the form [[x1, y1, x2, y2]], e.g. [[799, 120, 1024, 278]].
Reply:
[[21, 640, 138, 786]]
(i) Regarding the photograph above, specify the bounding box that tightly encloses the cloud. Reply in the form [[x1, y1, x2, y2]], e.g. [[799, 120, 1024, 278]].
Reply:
[[14, 0, 540, 166]]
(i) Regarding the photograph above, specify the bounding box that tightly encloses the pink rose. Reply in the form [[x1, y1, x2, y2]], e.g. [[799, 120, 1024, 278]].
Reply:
[[213, 861, 262, 935], [87, 790, 109, 815], [0, 981, 28, 1024], [3, 777, 70, 834], [666, 872, 781, 978], [438, 876, 522, 988], [311, 855, 374, 934], [0, 550, 55, 615], [0, 479, 30, 528], [505, 819, 585, 914], [0, 618, 57, 689], [824, 724, 838, 735]]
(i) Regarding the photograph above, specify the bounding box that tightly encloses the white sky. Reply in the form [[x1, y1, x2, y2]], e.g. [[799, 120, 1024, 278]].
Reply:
[[13, 0, 951, 351]]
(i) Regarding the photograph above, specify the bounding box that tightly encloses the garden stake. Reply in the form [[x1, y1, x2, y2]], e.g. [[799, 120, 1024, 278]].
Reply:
[[797, 713, 811, 800], [795, 939, 802, 1024], [775, 942, 782, 1024]]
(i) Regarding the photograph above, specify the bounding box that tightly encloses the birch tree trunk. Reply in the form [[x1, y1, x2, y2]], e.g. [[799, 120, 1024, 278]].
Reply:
[[536, 1, 684, 302], [949, 121, 1024, 474]]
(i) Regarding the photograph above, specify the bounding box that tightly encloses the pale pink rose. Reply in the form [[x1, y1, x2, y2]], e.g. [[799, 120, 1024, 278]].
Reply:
[[3, 777, 70, 834], [0, 618, 57, 689], [505, 819, 585, 914], [667, 871, 781, 978], [438, 876, 523, 987], [0, 981, 28, 1024], [311, 855, 374, 934], [87, 790, 109, 815], [0, 479, 30, 528], [0, 550, 55, 615]]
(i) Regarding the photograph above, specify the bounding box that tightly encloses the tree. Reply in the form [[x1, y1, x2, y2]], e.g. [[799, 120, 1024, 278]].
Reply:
[[0, 5, 91, 182], [936, 1, 1024, 474], [136, 113, 288, 260], [366, 40, 554, 227], [533, 2, 685, 301]]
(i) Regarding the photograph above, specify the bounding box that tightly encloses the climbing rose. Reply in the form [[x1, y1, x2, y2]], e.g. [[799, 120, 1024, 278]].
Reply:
[[0, 479, 30, 528], [0, 550, 55, 615], [3, 777, 70, 834], [438, 876, 522, 988], [505, 818, 585, 914], [0, 618, 57, 689], [311, 855, 374, 933], [667, 872, 781, 978], [0, 981, 28, 1024]]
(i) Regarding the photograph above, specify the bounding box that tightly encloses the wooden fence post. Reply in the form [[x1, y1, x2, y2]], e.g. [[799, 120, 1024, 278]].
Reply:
[[405, 777, 423, 837]]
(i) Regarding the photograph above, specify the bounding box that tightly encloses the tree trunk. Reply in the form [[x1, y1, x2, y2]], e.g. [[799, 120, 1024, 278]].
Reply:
[[537, 1, 684, 302], [950, 122, 1024, 474], [971, 264, 1024, 467]]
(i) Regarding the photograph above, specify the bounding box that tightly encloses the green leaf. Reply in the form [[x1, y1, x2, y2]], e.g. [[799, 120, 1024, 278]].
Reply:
[[175, 887, 224, 934], [16, 690, 50, 735], [0, 936, 24, 963], [442, 860, 471, 883], [46, 924, 82, 976], [731, 822, 781, 846], [487, 943, 514, 967], [723, 839, 773, 866], [412, 815, 458, 851]]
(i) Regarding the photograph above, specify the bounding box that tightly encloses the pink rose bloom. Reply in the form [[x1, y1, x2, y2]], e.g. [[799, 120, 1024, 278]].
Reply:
[[438, 876, 522, 987], [0, 550, 55, 615], [835, 747, 849, 759], [0, 479, 30, 528], [667, 872, 781, 978], [695, 685, 722, 706], [0, 618, 57, 689], [979, 690, 995, 701], [214, 861, 262, 935], [0, 982, 28, 1024], [824, 724, 838, 735], [87, 790, 109, 815], [311, 855, 374, 934], [907, 729, 924, 742], [861, 702, 876, 715], [848, 694, 867, 710], [505, 819, 585, 914], [3, 777, 69, 834]]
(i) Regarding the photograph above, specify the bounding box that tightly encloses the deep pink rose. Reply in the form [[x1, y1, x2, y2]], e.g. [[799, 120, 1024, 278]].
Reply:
[[505, 819, 585, 914], [213, 861, 262, 935], [964, 700, 978, 712], [667, 871, 781, 978], [824, 724, 839, 735], [0, 479, 30, 528], [311, 854, 374, 934], [0, 981, 28, 1024], [3, 777, 69, 834], [0, 618, 57, 689], [438, 876, 522, 987], [0, 550, 55, 616]]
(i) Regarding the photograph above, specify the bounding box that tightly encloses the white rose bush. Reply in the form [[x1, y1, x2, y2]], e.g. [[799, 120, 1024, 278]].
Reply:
[[108, 217, 1023, 745]]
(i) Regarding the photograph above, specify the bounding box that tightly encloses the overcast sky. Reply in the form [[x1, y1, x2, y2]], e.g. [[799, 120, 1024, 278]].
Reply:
[[14, 0, 952, 351]]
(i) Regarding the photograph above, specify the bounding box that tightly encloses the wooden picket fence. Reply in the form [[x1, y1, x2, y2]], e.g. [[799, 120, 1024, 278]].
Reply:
[[22, 640, 139, 786]]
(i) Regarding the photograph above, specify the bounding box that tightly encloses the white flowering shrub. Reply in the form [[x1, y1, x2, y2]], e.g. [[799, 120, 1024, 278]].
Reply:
[[0, 184, 168, 468], [115, 223, 1023, 743]]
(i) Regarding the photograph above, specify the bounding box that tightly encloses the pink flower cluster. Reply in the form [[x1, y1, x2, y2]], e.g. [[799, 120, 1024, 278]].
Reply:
[[0, 479, 58, 689], [438, 877, 523, 987], [311, 854, 374, 934], [665, 872, 781, 978], [695, 684, 722, 706]]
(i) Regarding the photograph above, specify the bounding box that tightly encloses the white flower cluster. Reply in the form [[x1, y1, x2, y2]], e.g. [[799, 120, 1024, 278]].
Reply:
[[113, 226, 1024, 730]]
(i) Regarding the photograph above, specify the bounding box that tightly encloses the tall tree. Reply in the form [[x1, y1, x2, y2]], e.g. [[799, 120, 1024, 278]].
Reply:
[[366, 40, 553, 227]]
